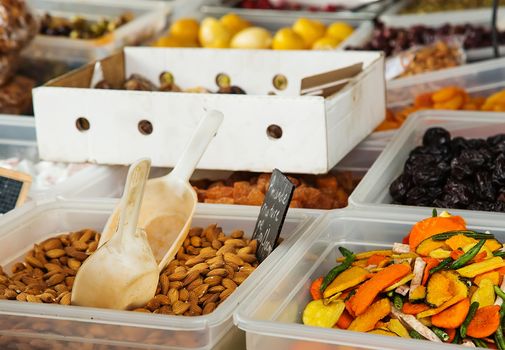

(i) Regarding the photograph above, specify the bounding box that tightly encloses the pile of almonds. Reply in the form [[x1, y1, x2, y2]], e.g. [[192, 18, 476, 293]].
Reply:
[[135, 224, 258, 316], [0, 229, 99, 304], [0, 225, 258, 317]]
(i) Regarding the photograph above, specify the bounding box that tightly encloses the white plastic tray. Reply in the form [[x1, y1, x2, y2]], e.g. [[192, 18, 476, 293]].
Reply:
[[350, 110, 505, 213], [367, 56, 505, 141], [380, 0, 505, 28], [234, 206, 505, 350], [23, 0, 170, 64], [0, 115, 122, 202], [0, 198, 314, 350]]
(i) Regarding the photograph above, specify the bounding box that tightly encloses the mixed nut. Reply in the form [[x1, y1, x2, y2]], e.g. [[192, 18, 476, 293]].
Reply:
[[395, 41, 462, 78], [305, 211, 505, 347], [0, 225, 258, 317], [39, 12, 133, 39], [191, 171, 359, 209]]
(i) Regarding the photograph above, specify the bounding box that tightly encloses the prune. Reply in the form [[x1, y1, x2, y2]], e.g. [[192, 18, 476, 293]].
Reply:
[[450, 157, 473, 180], [475, 171, 496, 201], [412, 162, 447, 187], [390, 174, 412, 202], [423, 127, 451, 148], [405, 187, 438, 206], [443, 179, 474, 207], [450, 137, 470, 156], [487, 134, 505, 147], [493, 154, 505, 186]]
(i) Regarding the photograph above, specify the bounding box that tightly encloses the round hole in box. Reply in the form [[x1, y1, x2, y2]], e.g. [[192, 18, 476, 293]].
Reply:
[[272, 74, 288, 90], [138, 120, 153, 135], [266, 124, 282, 140], [76, 117, 90, 132], [216, 73, 231, 88]]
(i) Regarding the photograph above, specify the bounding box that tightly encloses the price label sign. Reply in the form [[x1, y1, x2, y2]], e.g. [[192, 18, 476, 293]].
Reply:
[[252, 169, 295, 263], [0, 167, 31, 214]]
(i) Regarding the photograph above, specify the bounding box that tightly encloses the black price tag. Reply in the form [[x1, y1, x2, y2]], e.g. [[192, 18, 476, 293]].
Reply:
[[0, 167, 31, 214], [252, 169, 295, 263]]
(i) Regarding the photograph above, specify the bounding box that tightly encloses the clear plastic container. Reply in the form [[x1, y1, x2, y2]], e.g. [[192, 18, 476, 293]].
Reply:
[[0, 115, 122, 202], [380, 0, 505, 28], [349, 110, 505, 212], [61, 140, 385, 213], [23, 0, 170, 64], [199, 0, 396, 24], [234, 206, 505, 350], [0, 198, 314, 350]]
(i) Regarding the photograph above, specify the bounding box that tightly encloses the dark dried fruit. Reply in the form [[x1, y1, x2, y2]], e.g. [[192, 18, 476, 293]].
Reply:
[[390, 127, 505, 213], [423, 127, 451, 148]]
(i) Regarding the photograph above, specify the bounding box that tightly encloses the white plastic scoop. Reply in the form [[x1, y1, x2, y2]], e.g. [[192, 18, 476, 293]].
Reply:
[[99, 110, 224, 271], [71, 158, 158, 310]]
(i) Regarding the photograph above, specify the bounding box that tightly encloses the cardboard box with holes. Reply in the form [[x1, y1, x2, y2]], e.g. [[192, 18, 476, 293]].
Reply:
[[33, 48, 384, 174]]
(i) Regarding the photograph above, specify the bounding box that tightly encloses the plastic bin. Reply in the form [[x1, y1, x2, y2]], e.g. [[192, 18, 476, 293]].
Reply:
[[199, 0, 396, 24], [0, 115, 122, 202], [60, 139, 385, 214], [380, 0, 505, 27], [23, 0, 170, 65], [0, 198, 314, 350], [234, 206, 505, 350], [349, 110, 505, 212]]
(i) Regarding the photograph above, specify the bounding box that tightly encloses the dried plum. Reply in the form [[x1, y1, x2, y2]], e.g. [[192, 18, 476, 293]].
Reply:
[[493, 154, 505, 186], [475, 171, 496, 201], [389, 127, 505, 213], [423, 127, 451, 148], [390, 174, 412, 202]]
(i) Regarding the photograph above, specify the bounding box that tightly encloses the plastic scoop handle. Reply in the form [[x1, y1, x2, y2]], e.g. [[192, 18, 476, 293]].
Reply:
[[167, 110, 224, 184]]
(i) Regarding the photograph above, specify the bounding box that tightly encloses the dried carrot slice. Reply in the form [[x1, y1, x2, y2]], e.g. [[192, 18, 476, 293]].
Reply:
[[408, 215, 467, 250], [431, 297, 470, 329], [401, 302, 430, 315], [466, 305, 500, 338], [349, 264, 411, 316]]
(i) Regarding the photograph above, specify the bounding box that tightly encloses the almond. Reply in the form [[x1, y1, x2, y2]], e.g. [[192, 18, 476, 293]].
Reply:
[[202, 302, 216, 315], [172, 301, 190, 315], [168, 288, 179, 304], [42, 238, 62, 251], [207, 268, 227, 277], [45, 249, 65, 259], [224, 253, 244, 266]]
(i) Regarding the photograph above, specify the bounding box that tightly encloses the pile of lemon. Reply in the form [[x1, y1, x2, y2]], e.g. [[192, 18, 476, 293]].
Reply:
[[153, 14, 354, 50]]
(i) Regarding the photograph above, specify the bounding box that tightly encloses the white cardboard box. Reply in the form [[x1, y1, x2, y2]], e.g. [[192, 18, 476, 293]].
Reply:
[[33, 48, 384, 174]]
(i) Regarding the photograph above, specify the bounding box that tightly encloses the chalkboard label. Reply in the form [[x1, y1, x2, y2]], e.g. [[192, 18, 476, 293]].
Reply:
[[252, 169, 295, 263], [0, 168, 32, 214]]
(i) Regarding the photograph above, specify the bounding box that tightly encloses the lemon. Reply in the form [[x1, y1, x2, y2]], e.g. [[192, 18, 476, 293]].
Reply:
[[312, 36, 341, 50], [326, 22, 354, 41], [272, 28, 306, 50], [152, 36, 184, 47], [220, 13, 251, 37], [199, 17, 232, 48], [230, 27, 272, 49], [169, 18, 199, 43], [292, 18, 325, 48]]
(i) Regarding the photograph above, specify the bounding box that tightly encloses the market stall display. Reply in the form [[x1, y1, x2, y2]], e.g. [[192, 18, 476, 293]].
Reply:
[[153, 14, 355, 50], [0, 199, 312, 350]]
